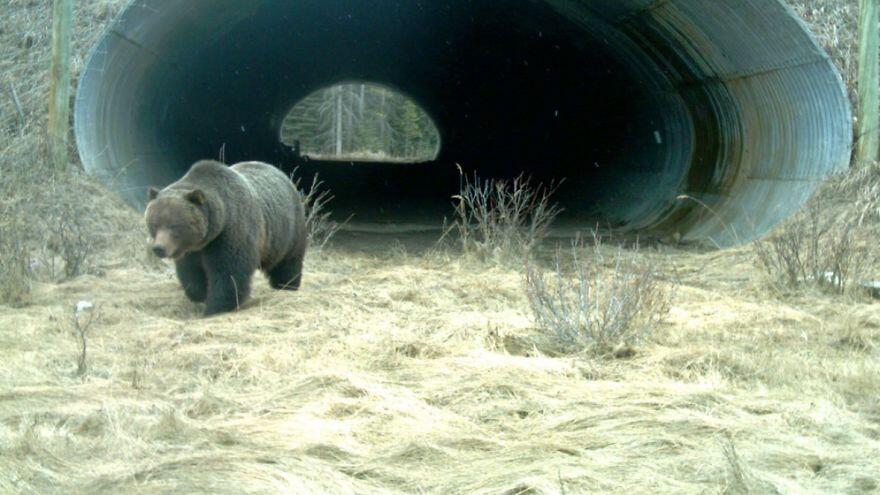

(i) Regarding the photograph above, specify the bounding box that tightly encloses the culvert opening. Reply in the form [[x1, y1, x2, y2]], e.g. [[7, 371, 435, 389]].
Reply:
[[280, 82, 441, 163], [75, 0, 852, 245]]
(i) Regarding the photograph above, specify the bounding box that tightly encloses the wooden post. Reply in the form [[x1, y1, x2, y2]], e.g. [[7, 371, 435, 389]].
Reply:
[[48, 0, 73, 171], [857, 0, 880, 167]]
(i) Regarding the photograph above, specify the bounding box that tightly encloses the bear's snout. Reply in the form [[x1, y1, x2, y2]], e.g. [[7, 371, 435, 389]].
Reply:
[[150, 229, 181, 259]]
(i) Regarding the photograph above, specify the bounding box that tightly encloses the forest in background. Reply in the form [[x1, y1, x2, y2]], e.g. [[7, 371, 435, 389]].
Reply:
[[280, 83, 441, 162]]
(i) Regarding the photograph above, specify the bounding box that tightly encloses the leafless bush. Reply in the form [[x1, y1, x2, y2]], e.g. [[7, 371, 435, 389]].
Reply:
[[0, 148, 130, 304], [30, 171, 106, 280], [446, 169, 562, 263], [293, 170, 346, 251], [525, 232, 672, 356], [70, 301, 98, 376], [46, 206, 96, 279], [0, 153, 41, 304], [0, 220, 32, 305], [754, 194, 869, 295]]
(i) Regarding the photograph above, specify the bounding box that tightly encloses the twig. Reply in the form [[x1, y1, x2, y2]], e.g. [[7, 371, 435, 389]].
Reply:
[[675, 194, 740, 247], [72, 302, 98, 376], [7, 81, 25, 133], [230, 275, 240, 310], [291, 169, 345, 251]]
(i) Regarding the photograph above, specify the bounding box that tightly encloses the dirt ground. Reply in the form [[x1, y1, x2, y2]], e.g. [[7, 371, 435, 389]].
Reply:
[[1, 227, 878, 494]]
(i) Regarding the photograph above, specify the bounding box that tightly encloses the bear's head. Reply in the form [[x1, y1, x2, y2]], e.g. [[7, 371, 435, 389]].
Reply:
[[145, 187, 209, 260]]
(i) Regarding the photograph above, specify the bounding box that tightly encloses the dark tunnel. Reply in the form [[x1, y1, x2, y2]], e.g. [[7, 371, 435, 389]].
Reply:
[[74, 0, 852, 245]]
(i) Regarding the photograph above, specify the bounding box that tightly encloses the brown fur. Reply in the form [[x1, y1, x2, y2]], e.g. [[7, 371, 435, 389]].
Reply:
[[145, 160, 307, 316]]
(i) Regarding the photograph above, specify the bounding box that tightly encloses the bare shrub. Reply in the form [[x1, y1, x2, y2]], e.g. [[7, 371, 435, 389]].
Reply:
[[754, 188, 870, 295], [70, 301, 98, 376], [29, 169, 108, 280], [0, 151, 42, 304], [0, 220, 32, 305], [525, 232, 672, 356], [46, 205, 96, 279], [0, 145, 141, 304], [292, 170, 346, 252], [447, 169, 562, 263]]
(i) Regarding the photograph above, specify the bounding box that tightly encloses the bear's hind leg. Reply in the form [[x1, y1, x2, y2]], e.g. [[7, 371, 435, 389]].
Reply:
[[267, 255, 303, 291], [175, 253, 207, 303]]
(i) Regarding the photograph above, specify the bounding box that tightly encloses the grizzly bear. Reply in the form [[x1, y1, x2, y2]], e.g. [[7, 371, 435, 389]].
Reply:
[[145, 160, 307, 316]]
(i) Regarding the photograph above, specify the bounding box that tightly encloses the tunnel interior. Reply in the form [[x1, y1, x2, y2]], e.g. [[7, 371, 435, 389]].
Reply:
[[75, 0, 852, 245]]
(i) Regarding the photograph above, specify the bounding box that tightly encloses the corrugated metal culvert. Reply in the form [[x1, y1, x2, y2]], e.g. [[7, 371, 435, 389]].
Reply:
[[75, 0, 851, 246]]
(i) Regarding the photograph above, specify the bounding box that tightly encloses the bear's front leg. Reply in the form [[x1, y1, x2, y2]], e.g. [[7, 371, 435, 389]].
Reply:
[[175, 253, 207, 303], [202, 239, 256, 316], [203, 267, 253, 316]]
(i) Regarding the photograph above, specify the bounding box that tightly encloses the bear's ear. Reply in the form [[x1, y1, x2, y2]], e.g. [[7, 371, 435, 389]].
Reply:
[[148, 187, 160, 200], [186, 189, 206, 205]]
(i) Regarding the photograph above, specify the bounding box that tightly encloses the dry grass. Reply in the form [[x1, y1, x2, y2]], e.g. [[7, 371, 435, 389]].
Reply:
[[2, 1, 878, 494], [787, 0, 859, 107], [1, 240, 878, 494], [1, 0, 128, 138], [832, 161, 880, 226]]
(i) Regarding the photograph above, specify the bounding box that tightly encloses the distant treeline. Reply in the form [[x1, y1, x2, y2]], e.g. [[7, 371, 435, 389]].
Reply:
[[281, 83, 440, 162]]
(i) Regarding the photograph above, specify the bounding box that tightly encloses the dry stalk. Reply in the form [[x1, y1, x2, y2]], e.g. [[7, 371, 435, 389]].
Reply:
[[0, 221, 32, 304], [71, 302, 98, 376], [292, 169, 347, 252], [7, 81, 25, 134]]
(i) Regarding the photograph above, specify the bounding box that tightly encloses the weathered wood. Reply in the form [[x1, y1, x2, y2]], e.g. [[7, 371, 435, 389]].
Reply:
[[856, 0, 880, 167], [47, 0, 74, 170]]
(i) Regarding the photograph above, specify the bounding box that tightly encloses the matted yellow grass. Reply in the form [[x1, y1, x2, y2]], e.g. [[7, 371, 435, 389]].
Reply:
[[2, 0, 875, 492], [1, 235, 878, 494]]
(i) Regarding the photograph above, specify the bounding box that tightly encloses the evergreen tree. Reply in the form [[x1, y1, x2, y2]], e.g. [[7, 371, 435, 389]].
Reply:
[[280, 83, 439, 162]]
